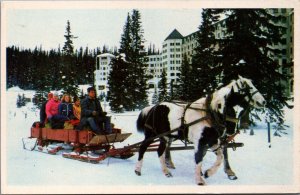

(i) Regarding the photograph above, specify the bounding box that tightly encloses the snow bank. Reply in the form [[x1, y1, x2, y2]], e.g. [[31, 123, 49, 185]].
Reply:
[[1, 88, 298, 194]]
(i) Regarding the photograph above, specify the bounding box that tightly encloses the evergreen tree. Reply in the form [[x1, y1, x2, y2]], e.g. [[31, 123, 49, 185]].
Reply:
[[152, 87, 159, 105], [33, 90, 47, 109], [61, 20, 79, 97], [158, 69, 169, 102], [190, 9, 220, 100], [118, 9, 149, 110], [62, 20, 74, 56], [16, 94, 23, 108], [130, 9, 149, 109], [16, 93, 26, 108], [214, 9, 290, 127], [107, 55, 128, 112], [119, 13, 133, 61], [102, 45, 109, 53], [176, 54, 193, 101]]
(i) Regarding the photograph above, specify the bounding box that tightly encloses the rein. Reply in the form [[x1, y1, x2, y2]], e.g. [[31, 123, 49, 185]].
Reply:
[[145, 80, 259, 150]]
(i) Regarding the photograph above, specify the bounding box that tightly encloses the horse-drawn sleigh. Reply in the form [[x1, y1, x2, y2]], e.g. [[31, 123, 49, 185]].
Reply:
[[22, 76, 265, 185]]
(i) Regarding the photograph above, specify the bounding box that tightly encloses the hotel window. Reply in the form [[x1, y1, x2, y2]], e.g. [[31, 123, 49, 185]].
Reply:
[[282, 59, 287, 65], [282, 49, 287, 55]]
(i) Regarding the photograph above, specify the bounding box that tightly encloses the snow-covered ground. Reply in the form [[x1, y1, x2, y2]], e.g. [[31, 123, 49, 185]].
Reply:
[[1, 87, 299, 194]]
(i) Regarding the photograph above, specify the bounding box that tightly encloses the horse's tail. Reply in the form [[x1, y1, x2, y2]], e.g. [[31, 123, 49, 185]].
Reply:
[[136, 105, 153, 133]]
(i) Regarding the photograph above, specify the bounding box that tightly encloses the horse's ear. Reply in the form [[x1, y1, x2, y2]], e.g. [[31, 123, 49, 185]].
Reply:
[[233, 81, 238, 92]]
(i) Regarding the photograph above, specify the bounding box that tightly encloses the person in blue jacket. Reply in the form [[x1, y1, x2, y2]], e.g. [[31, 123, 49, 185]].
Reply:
[[58, 94, 75, 120]]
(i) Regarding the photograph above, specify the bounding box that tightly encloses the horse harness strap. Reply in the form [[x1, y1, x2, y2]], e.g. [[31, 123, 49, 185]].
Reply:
[[144, 104, 159, 134]]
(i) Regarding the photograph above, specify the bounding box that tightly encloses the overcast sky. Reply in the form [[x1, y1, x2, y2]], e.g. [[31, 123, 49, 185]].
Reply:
[[6, 5, 202, 51]]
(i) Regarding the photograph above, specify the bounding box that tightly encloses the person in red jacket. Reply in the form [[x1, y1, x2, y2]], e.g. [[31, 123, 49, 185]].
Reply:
[[40, 92, 53, 127], [46, 92, 68, 129]]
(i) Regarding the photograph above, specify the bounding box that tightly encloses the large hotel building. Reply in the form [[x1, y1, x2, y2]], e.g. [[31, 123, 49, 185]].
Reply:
[[94, 9, 293, 97]]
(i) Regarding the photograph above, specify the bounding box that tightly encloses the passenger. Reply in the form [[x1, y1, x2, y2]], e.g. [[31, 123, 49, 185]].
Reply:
[[45, 92, 68, 129], [40, 92, 53, 127], [59, 94, 75, 120], [73, 96, 81, 120], [76, 87, 112, 134]]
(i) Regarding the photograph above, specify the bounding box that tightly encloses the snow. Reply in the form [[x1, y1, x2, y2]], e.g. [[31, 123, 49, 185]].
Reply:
[[1, 87, 299, 194]]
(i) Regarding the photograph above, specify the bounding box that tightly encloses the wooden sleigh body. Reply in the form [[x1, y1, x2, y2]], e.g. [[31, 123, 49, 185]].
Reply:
[[23, 125, 133, 163]]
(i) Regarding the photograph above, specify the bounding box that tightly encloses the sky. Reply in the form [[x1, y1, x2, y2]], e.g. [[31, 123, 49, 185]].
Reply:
[[5, 4, 202, 51]]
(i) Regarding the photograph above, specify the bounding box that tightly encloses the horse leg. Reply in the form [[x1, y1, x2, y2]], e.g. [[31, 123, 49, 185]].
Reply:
[[194, 139, 207, 185], [204, 147, 224, 178], [165, 138, 175, 169], [223, 147, 238, 180], [135, 139, 152, 176], [158, 137, 173, 177]]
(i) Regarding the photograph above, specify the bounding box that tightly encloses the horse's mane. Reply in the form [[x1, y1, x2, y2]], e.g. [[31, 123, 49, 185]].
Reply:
[[210, 78, 241, 113]]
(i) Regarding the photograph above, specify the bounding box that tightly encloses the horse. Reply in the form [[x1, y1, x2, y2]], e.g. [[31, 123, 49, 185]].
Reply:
[[134, 75, 266, 185]]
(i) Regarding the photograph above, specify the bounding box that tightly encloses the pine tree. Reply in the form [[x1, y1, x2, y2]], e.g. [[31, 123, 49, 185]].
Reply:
[[33, 90, 47, 109], [118, 13, 134, 110], [215, 9, 290, 128], [190, 9, 220, 101], [158, 69, 169, 102], [107, 55, 128, 112], [16, 93, 26, 108], [61, 20, 79, 97], [130, 9, 149, 109], [119, 13, 133, 61], [176, 54, 192, 101], [62, 20, 74, 56], [152, 87, 159, 105], [118, 9, 149, 110], [16, 94, 23, 108]]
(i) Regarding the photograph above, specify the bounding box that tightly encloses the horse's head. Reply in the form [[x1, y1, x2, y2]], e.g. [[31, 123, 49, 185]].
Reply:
[[210, 75, 266, 115], [232, 75, 266, 109]]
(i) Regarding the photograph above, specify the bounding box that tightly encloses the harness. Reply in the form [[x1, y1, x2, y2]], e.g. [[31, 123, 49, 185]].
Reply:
[[144, 80, 260, 150]]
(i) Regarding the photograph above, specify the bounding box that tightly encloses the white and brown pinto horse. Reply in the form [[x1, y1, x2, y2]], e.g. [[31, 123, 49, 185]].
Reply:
[[135, 76, 266, 185]]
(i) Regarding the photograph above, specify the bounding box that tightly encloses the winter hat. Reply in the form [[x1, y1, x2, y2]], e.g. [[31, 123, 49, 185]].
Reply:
[[53, 92, 59, 97], [48, 92, 53, 99]]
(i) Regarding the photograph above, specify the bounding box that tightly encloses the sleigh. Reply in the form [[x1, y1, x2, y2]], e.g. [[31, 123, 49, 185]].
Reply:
[[23, 123, 134, 163]]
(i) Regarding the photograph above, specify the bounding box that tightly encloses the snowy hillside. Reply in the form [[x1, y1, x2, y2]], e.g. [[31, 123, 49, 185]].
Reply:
[[1, 87, 298, 194]]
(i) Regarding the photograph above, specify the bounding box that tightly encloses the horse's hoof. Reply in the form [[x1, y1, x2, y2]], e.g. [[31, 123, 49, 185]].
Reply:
[[197, 182, 205, 185], [166, 162, 176, 169], [228, 175, 238, 180], [135, 170, 141, 176], [204, 171, 209, 178], [165, 172, 173, 177], [166, 164, 176, 169]]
